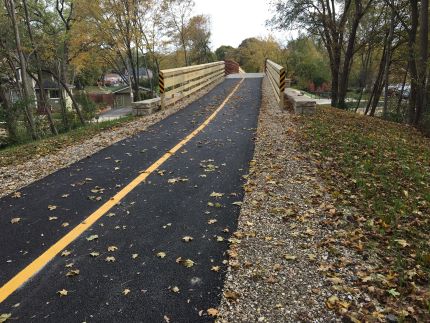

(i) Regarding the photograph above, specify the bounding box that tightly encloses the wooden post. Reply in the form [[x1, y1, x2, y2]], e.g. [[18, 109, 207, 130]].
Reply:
[[279, 67, 286, 109], [159, 71, 165, 110]]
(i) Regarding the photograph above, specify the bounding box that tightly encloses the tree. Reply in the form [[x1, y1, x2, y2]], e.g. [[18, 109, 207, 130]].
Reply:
[[269, 0, 374, 108], [166, 0, 195, 66], [215, 45, 236, 61], [4, 0, 38, 139], [187, 15, 214, 64]]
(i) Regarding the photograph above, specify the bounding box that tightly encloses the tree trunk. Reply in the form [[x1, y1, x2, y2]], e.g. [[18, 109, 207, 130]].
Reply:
[[408, 0, 419, 124], [22, 0, 58, 135], [6, 0, 38, 139], [0, 82, 19, 143], [338, 9, 362, 109], [415, 0, 429, 125], [383, 3, 395, 119]]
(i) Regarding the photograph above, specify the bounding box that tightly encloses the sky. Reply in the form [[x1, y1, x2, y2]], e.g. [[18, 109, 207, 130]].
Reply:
[[192, 0, 294, 50]]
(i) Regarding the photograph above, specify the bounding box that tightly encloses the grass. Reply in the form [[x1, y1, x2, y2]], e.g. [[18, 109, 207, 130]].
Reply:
[[297, 106, 430, 316], [0, 116, 135, 168]]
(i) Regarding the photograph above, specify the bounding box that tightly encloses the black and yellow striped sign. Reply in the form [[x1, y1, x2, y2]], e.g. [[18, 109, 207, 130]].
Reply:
[[159, 73, 165, 94], [280, 69, 286, 91]]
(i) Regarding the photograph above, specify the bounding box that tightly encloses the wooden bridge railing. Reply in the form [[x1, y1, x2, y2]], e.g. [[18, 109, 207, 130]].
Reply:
[[159, 61, 225, 109], [265, 59, 290, 109]]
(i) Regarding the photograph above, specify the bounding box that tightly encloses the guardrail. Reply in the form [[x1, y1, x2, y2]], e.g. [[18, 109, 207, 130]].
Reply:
[[265, 59, 290, 109], [159, 61, 225, 109]]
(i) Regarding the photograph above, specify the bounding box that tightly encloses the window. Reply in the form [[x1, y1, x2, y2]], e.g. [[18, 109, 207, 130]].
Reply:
[[49, 90, 60, 99]]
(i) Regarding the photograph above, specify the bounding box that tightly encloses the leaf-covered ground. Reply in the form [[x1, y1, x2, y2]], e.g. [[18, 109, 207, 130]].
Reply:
[[297, 107, 430, 320]]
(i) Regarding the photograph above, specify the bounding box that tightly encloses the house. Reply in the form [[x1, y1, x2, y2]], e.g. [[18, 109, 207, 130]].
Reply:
[[103, 73, 123, 86], [112, 85, 151, 109], [34, 78, 74, 111], [124, 68, 154, 81]]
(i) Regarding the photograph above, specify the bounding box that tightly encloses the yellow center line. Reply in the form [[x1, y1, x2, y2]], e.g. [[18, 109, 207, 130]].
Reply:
[[0, 78, 245, 303]]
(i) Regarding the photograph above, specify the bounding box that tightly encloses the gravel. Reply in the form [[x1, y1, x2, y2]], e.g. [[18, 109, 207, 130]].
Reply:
[[217, 77, 344, 322]]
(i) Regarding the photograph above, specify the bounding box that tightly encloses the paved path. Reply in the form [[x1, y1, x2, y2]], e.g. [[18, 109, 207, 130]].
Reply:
[[97, 107, 133, 121], [0, 77, 262, 322]]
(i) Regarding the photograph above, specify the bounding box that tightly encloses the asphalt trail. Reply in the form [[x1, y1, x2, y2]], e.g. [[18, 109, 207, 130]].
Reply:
[[0, 77, 262, 322]]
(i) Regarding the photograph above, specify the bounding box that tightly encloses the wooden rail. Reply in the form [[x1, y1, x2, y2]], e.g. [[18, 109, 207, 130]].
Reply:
[[159, 61, 225, 109], [265, 59, 290, 109]]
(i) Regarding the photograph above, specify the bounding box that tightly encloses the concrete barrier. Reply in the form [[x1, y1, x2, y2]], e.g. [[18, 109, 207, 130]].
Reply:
[[131, 98, 161, 116], [284, 88, 316, 115]]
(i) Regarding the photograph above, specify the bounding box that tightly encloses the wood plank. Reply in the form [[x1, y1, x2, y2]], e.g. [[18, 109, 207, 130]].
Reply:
[[162, 62, 224, 78], [165, 67, 224, 97], [164, 65, 224, 89]]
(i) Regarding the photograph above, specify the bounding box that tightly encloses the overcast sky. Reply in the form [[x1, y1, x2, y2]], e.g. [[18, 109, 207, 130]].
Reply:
[[192, 0, 294, 50]]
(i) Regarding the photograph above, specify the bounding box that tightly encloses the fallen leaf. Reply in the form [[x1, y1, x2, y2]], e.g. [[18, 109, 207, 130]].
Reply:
[[211, 266, 220, 272], [284, 254, 297, 261], [0, 313, 11, 323], [61, 250, 71, 257], [49, 216, 58, 221], [107, 246, 118, 252], [182, 236, 193, 242], [207, 308, 219, 317], [132, 253, 139, 259], [10, 218, 21, 224], [394, 239, 410, 248], [171, 286, 180, 293], [86, 235, 99, 241], [224, 290, 240, 300], [105, 256, 116, 262], [208, 219, 217, 224], [89, 251, 100, 257], [157, 252, 167, 258], [210, 192, 224, 198], [387, 288, 400, 297], [58, 289, 68, 297], [48, 205, 57, 211], [66, 269, 80, 277], [216, 236, 224, 242], [122, 288, 131, 295]]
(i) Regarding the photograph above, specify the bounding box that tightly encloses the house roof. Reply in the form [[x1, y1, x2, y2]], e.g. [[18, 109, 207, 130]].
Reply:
[[34, 79, 75, 90], [112, 85, 151, 94]]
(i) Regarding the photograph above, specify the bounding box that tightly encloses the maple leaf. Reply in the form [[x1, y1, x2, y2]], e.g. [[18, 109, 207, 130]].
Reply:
[[211, 266, 220, 272], [387, 288, 400, 297], [0, 313, 12, 323], [58, 289, 68, 297]]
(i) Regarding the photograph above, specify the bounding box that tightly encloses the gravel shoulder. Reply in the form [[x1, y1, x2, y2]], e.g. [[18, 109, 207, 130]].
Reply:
[[0, 80, 222, 198], [217, 77, 360, 322]]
